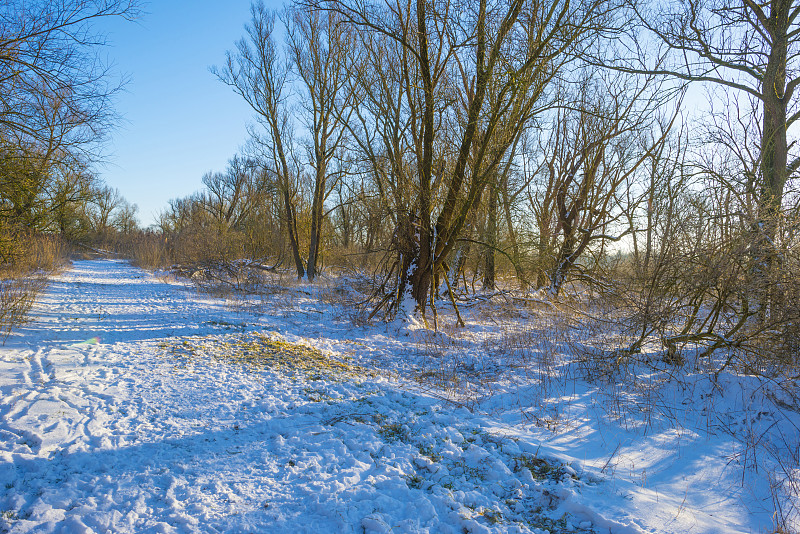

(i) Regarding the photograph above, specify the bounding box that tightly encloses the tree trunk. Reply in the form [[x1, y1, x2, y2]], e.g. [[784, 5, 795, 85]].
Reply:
[[408, 0, 436, 314], [501, 181, 527, 290], [281, 185, 305, 279], [273, 130, 305, 279], [549, 232, 592, 297], [482, 182, 497, 290], [756, 5, 790, 315], [340, 203, 351, 248], [307, 164, 326, 282]]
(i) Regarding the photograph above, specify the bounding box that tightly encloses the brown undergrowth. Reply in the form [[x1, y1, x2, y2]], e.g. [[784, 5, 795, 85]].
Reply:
[[0, 227, 69, 338]]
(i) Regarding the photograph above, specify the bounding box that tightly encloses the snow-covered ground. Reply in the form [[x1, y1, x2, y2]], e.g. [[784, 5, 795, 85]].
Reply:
[[0, 259, 796, 533]]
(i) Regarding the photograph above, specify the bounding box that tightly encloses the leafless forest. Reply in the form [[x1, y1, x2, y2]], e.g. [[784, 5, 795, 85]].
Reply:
[[2, 0, 800, 370]]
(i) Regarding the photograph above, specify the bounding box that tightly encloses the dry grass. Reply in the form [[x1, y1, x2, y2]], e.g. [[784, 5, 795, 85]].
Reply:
[[129, 233, 170, 269], [0, 228, 68, 338], [319, 279, 372, 326], [0, 276, 45, 339], [161, 332, 376, 381], [404, 296, 580, 412]]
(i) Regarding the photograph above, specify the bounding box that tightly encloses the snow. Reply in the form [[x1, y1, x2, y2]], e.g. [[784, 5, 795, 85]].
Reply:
[[0, 259, 795, 533]]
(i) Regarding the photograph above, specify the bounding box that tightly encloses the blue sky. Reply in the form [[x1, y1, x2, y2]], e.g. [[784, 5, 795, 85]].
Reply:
[[97, 1, 280, 227]]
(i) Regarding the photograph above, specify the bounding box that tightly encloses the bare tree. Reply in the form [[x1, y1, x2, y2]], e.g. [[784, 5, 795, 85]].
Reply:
[[110, 199, 138, 234], [48, 165, 97, 240], [91, 185, 123, 236], [201, 155, 264, 231], [315, 0, 613, 317], [0, 0, 139, 159], [606, 0, 800, 313], [535, 75, 676, 296], [214, 2, 306, 279], [286, 5, 359, 281], [481, 176, 499, 290]]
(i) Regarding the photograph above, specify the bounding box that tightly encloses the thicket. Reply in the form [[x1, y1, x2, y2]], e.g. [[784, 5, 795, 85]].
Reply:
[[135, 8, 800, 522], [0, 0, 791, 377]]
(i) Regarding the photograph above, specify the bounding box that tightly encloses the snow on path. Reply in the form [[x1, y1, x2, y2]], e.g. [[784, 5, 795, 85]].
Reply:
[[0, 260, 769, 533]]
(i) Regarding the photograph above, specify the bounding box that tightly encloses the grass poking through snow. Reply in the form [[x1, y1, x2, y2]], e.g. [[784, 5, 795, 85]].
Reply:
[[160, 332, 377, 381]]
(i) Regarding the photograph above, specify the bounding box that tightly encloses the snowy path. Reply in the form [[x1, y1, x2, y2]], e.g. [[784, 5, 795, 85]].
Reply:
[[0, 260, 779, 533]]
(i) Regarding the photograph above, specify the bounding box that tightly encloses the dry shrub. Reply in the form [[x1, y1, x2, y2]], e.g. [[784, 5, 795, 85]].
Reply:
[[0, 224, 67, 272], [0, 276, 45, 338], [0, 225, 68, 337], [186, 262, 270, 297], [317, 270, 384, 326], [128, 232, 170, 269], [23, 233, 68, 272], [167, 224, 245, 266], [319, 281, 371, 326], [583, 201, 800, 383], [323, 245, 386, 273]]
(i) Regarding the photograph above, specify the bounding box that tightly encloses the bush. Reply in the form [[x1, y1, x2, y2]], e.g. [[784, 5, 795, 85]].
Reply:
[[127, 232, 171, 270], [0, 225, 68, 337]]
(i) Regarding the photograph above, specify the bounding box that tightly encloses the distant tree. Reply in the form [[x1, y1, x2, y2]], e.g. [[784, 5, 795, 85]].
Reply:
[[91, 186, 124, 236], [201, 155, 262, 230], [48, 166, 97, 240], [111, 200, 138, 234], [0, 0, 139, 250]]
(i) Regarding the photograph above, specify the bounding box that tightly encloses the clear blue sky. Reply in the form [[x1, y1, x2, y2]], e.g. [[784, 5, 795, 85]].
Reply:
[[98, 1, 280, 227]]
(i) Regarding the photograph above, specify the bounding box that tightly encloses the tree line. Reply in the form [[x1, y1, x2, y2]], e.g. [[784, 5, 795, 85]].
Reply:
[[0, 0, 140, 264], [155, 0, 799, 362], [1, 0, 798, 364]]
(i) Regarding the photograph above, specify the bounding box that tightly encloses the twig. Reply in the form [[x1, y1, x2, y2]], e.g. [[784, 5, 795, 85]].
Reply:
[[443, 268, 465, 327]]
